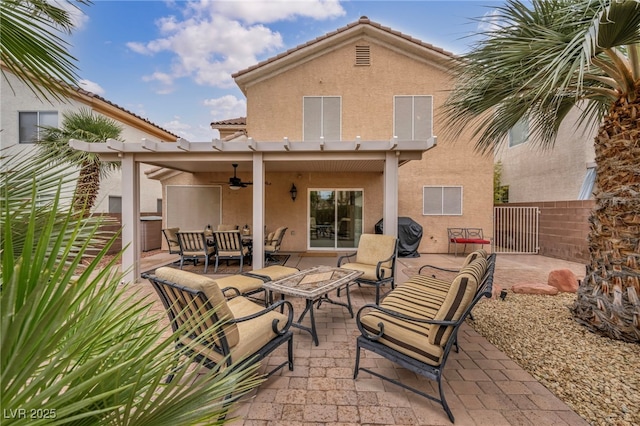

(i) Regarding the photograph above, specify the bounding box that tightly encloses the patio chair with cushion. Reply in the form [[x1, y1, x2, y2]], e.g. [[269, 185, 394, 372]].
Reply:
[[354, 254, 495, 423], [142, 267, 294, 386], [176, 231, 216, 273], [265, 226, 288, 263], [213, 230, 250, 273], [162, 227, 183, 265], [337, 234, 398, 304], [162, 227, 181, 255]]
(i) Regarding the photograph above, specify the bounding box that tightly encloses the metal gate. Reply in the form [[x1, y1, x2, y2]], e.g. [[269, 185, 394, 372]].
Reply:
[[493, 206, 539, 254]]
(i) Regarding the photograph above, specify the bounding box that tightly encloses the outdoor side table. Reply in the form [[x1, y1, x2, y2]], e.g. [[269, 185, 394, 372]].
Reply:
[[262, 265, 363, 346]]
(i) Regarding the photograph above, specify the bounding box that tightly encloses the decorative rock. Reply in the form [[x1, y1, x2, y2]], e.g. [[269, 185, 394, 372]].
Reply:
[[548, 269, 578, 293], [512, 283, 559, 295]]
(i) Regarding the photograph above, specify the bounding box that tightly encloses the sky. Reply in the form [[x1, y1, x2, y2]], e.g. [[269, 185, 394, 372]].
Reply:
[[66, 0, 503, 142]]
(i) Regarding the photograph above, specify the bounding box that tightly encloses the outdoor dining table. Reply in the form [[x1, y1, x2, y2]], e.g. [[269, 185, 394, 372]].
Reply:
[[262, 265, 363, 346]]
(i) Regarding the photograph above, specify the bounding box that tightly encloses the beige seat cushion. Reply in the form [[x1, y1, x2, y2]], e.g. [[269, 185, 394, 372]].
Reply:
[[181, 296, 289, 365], [355, 234, 396, 268], [462, 249, 487, 267], [216, 274, 264, 297], [249, 266, 298, 281], [183, 246, 215, 256], [154, 267, 239, 347], [428, 271, 479, 347], [218, 247, 249, 257]]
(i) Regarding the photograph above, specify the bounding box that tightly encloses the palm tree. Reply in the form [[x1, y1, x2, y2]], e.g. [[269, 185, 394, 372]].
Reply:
[[442, 0, 640, 342], [0, 0, 88, 102], [37, 108, 122, 214]]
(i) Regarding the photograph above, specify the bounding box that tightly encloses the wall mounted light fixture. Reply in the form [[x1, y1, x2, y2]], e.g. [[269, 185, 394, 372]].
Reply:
[[289, 183, 298, 201]]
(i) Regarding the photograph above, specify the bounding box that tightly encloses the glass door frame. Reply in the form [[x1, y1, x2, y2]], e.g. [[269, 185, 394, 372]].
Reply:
[[307, 188, 364, 251]]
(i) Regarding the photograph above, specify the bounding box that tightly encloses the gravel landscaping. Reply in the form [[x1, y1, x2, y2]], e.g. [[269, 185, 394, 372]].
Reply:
[[470, 292, 639, 426]]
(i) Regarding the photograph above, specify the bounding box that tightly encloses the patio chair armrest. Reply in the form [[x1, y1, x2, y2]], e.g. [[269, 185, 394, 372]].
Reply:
[[418, 264, 460, 275], [337, 252, 357, 267], [355, 304, 458, 341], [230, 300, 294, 336], [220, 286, 242, 298], [375, 252, 396, 280]]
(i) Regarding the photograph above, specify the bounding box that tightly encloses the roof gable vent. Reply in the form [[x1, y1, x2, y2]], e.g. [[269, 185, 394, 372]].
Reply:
[[355, 45, 370, 66]]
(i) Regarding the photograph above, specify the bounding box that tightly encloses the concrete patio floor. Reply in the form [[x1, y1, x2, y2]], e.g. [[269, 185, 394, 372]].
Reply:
[[135, 252, 589, 426]]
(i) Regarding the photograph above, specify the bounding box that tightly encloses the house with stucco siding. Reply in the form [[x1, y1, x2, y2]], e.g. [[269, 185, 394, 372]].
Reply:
[[1, 65, 177, 214], [70, 17, 494, 282], [155, 16, 493, 253]]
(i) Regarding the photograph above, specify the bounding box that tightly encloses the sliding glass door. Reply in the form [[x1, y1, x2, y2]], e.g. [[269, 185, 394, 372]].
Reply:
[[309, 189, 363, 250]]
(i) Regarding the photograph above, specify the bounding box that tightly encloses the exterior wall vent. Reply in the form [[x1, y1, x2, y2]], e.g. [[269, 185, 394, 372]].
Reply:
[[355, 45, 370, 66]]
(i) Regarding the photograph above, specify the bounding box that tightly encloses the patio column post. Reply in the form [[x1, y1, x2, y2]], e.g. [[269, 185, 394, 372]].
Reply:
[[252, 152, 265, 269], [121, 154, 140, 284], [383, 151, 399, 238]]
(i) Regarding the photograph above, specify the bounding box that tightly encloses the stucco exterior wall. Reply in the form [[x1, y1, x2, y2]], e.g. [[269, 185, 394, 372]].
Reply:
[[162, 170, 384, 252], [242, 38, 494, 253], [495, 108, 597, 202], [1, 71, 164, 213]]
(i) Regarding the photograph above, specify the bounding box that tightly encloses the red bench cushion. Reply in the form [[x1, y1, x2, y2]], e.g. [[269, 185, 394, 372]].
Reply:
[[451, 238, 490, 244]]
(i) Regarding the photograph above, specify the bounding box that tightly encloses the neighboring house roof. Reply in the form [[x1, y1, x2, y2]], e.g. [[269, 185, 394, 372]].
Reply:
[[233, 16, 454, 93], [70, 88, 179, 142], [2, 63, 178, 142], [211, 117, 247, 126]]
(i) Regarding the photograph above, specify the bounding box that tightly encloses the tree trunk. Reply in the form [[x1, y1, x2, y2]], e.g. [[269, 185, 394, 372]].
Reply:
[[571, 91, 640, 343], [73, 161, 101, 216]]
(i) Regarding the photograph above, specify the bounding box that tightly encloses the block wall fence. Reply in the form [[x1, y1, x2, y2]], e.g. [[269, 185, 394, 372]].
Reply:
[[499, 201, 595, 264]]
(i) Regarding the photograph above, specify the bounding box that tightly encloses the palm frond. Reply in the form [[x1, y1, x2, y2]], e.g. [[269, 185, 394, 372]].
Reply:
[[2, 138, 263, 425], [442, 0, 640, 153], [0, 0, 91, 103]]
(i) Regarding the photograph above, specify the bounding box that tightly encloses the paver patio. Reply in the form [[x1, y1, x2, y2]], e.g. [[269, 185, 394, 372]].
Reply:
[[134, 252, 588, 426]]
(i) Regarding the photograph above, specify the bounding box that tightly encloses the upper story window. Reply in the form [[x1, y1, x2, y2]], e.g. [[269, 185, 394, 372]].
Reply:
[[19, 111, 58, 143], [508, 117, 529, 147], [303, 96, 341, 141], [394, 95, 433, 140], [423, 186, 463, 215]]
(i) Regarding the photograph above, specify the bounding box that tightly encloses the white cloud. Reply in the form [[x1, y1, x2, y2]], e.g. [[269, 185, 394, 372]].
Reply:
[[78, 79, 105, 95], [200, 0, 345, 24], [204, 95, 247, 121], [162, 118, 217, 142], [127, 1, 345, 91], [142, 72, 176, 94]]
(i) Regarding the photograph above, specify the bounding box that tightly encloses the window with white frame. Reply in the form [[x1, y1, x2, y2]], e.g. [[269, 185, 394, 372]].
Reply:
[[394, 95, 433, 140], [508, 117, 529, 147], [303, 96, 341, 141], [19, 111, 58, 143], [423, 186, 462, 215]]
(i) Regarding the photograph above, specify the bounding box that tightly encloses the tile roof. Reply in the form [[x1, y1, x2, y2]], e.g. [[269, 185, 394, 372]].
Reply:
[[211, 117, 247, 126], [232, 16, 454, 78], [74, 86, 179, 140]]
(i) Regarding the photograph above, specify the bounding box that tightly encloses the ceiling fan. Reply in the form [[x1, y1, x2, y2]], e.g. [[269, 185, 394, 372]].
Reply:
[[225, 163, 252, 190]]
